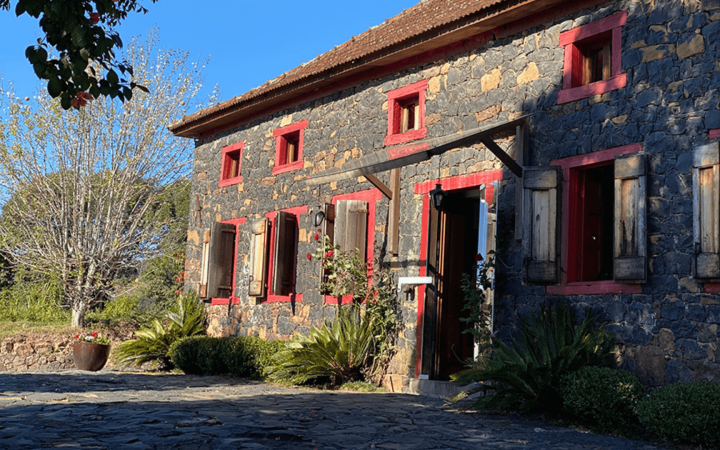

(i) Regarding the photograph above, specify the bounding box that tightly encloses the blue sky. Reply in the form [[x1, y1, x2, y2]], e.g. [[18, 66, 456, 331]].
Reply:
[[0, 0, 419, 103]]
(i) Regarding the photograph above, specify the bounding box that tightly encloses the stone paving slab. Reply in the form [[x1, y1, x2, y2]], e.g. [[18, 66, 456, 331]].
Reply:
[[0, 370, 665, 449]]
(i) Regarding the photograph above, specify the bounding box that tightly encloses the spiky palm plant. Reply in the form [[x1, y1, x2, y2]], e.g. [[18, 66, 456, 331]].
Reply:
[[267, 307, 375, 386], [114, 291, 206, 369], [452, 301, 614, 413]]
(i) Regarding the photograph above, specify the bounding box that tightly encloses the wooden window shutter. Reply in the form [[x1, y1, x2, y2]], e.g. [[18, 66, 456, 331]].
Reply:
[[614, 153, 647, 283], [206, 222, 236, 299], [693, 143, 720, 279], [199, 230, 211, 299], [335, 200, 368, 261], [522, 167, 560, 284], [248, 218, 270, 297], [272, 211, 298, 296], [320, 204, 336, 293]]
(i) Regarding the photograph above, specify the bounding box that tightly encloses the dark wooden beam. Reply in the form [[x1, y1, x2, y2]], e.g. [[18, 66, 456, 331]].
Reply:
[[480, 137, 523, 178], [388, 168, 401, 256], [365, 173, 393, 199], [514, 122, 529, 241]]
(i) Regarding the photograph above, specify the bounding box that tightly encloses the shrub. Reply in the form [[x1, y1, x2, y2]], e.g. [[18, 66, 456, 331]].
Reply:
[[266, 307, 374, 386], [638, 381, 720, 447], [169, 335, 286, 378], [560, 366, 644, 436], [451, 301, 615, 413], [86, 295, 146, 325], [0, 271, 69, 324], [114, 291, 206, 369]]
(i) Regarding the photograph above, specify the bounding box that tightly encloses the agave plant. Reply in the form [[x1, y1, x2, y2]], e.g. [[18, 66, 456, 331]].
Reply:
[[267, 307, 375, 386], [114, 291, 206, 369], [452, 301, 614, 413]]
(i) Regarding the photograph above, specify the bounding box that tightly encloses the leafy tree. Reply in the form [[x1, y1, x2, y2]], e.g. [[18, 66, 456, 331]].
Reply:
[[0, 0, 158, 108], [0, 32, 210, 326]]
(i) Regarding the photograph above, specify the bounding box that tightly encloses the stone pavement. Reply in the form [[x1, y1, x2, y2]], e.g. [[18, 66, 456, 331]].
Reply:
[[0, 371, 664, 449]]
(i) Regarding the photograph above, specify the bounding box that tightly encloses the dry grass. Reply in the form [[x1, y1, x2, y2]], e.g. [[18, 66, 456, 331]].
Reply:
[[0, 322, 76, 340]]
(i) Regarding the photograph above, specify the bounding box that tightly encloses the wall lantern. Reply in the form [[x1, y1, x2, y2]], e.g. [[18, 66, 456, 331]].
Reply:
[[313, 210, 325, 227], [429, 183, 447, 210]]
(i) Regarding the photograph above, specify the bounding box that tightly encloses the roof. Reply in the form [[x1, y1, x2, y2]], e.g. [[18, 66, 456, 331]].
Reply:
[[169, 0, 568, 138]]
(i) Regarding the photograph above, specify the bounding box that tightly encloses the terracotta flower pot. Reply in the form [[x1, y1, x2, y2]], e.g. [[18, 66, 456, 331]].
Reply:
[[73, 341, 110, 371]]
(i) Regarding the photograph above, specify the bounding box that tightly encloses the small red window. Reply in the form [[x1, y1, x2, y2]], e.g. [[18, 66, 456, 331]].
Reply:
[[219, 142, 243, 187], [273, 120, 308, 175], [558, 10, 627, 104], [385, 80, 427, 146]]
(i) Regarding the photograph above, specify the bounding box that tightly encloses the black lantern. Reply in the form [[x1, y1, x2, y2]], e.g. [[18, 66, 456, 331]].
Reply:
[[429, 183, 447, 210], [313, 210, 325, 227]]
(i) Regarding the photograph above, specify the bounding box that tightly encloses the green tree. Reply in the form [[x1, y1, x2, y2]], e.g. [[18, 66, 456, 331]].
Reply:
[[0, 0, 158, 108], [0, 32, 209, 326]]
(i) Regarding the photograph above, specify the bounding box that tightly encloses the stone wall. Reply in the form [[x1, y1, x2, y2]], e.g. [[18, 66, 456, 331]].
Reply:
[[186, 0, 720, 389]]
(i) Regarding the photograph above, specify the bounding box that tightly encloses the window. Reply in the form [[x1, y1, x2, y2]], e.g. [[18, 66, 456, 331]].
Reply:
[[200, 219, 244, 303], [558, 10, 627, 104], [542, 144, 646, 295], [248, 206, 307, 302], [693, 142, 720, 280], [219, 142, 243, 187], [385, 80, 427, 146], [273, 120, 308, 175]]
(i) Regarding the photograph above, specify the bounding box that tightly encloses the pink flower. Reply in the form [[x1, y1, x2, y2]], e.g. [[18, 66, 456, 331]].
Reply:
[[324, 250, 334, 258], [306, 253, 312, 261], [91, 332, 98, 338], [314, 233, 320, 241]]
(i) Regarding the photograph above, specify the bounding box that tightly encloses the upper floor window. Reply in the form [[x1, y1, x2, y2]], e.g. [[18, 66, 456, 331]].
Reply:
[[272, 120, 308, 175], [219, 142, 243, 187], [558, 10, 627, 104], [385, 80, 427, 146]]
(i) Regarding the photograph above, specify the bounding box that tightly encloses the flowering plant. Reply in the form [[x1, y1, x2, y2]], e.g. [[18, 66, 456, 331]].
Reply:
[[74, 332, 110, 345]]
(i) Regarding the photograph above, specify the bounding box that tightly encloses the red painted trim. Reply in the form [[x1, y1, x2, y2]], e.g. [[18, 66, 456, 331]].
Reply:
[[413, 170, 504, 377], [558, 10, 628, 104], [324, 189, 383, 305], [550, 143, 641, 290], [219, 142, 244, 187], [385, 80, 428, 147], [273, 120, 308, 175], [263, 205, 308, 304], [558, 10, 627, 46], [710, 129, 720, 140], [704, 283, 720, 293], [415, 194, 430, 378], [210, 217, 246, 306], [557, 74, 627, 104], [547, 281, 641, 295], [387, 143, 431, 160], [485, 184, 494, 203], [414, 169, 504, 194]]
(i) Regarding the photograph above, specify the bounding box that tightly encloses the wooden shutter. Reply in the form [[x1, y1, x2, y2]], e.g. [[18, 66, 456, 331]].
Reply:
[[335, 200, 368, 261], [206, 222, 236, 299], [693, 143, 720, 279], [320, 204, 336, 293], [272, 212, 297, 296], [199, 230, 211, 299], [614, 153, 647, 283], [522, 167, 560, 284], [248, 218, 270, 297]]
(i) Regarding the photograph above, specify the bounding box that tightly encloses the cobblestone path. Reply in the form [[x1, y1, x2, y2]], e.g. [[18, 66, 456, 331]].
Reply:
[[0, 371, 663, 449]]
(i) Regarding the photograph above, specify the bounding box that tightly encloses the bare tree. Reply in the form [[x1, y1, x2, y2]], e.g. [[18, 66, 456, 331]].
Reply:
[[0, 31, 209, 326]]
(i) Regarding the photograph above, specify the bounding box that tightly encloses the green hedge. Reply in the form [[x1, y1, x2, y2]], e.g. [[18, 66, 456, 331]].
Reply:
[[638, 381, 720, 447], [560, 366, 645, 436], [169, 336, 285, 378]]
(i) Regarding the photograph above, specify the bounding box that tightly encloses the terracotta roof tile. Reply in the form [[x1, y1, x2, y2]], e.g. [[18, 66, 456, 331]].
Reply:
[[170, 0, 508, 133]]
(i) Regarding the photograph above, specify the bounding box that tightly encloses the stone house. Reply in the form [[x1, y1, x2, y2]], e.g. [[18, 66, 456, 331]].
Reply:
[[170, 0, 720, 391]]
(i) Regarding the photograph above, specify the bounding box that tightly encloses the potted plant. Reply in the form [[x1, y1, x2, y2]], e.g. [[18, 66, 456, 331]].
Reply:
[[73, 332, 111, 371]]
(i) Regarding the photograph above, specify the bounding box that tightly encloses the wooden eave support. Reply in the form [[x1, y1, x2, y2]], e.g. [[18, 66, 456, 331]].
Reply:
[[364, 173, 393, 199], [480, 137, 523, 178]]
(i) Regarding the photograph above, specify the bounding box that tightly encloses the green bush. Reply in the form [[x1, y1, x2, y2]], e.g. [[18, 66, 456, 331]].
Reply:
[[114, 291, 206, 369], [638, 381, 720, 447], [0, 272, 69, 324], [266, 307, 375, 386], [560, 366, 645, 436], [169, 335, 285, 378], [86, 295, 147, 324], [451, 301, 615, 413]]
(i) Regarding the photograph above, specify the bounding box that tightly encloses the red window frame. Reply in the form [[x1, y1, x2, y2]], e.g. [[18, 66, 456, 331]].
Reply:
[[324, 188, 383, 305], [413, 169, 503, 378], [272, 120, 308, 175], [385, 80, 428, 146], [219, 142, 244, 187], [209, 217, 245, 305], [264, 205, 308, 303], [557, 10, 627, 104], [547, 143, 642, 296]]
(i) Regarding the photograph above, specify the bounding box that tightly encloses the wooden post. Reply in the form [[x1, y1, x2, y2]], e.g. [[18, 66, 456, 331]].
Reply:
[[514, 123, 529, 241], [388, 168, 401, 256]]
